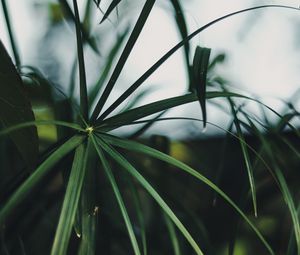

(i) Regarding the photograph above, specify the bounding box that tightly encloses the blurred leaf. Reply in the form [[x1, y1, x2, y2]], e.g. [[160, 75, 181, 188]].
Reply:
[[192, 46, 211, 127], [208, 53, 225, 70], [164, 213, 181, 255], [246, 117, 300, 255], [0, 41, 38, 167], [51, 140, 90, 255], [0, 135, 85, 226], [58, 0, 100, 54], [100, 0, 122, 23]]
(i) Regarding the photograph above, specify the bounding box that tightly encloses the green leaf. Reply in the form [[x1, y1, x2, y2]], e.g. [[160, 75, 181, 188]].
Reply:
[[101, 134, 275, 255], [0, 120, 84, 136], [51, 140, 90, 255], [164, 213, 181, 255], [72, 0, 89, 120], [0, 135, 85, 226], [192, 46, 211, 127], [91, 135, 141, 255], [0, 40, 38, 167], [91, 0, 156, 121], [246, 117, 300, 255], [77, 145, 98, 255], [97, 5, 298, 120], [227, 98, 257, 217], [96, 136, 204, 255], [100, 0, 122, 23], [95, 91, 247, 130], [169, 0, 191, 91]]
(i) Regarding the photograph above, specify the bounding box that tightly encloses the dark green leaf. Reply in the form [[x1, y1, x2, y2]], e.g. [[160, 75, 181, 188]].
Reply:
[[192, 46, 211, 127], [100, 0, 122, 23], [91, 135, 141, 255], [101, 134, 275, 255], [72, 0, 89, 120], [95, 91, 247, 130], [91, 0, 156, 121], [97, 5, 298, 120], [0, 135, 85, 226], [51, 140, 90, 255], [0, 41, 38, 167]]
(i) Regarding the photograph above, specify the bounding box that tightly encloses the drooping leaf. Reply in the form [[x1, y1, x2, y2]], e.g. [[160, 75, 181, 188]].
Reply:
[[0, 135, 85, 226], [191, 46, 211, 127], [100, 0, 122, 23], [101, 134, 275, 255], [0, 41, 38, 167], [96, 137, 204, 255]]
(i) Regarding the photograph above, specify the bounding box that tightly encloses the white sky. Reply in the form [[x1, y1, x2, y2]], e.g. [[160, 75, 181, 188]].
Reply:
[[0, 0, 299, 137]]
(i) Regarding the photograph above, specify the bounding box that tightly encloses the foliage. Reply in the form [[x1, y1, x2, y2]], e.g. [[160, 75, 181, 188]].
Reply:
[[0, 1, 299, 254]]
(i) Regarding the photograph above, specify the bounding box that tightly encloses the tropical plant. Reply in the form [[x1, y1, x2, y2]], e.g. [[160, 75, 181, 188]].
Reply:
[[0, 1, 299, 254]]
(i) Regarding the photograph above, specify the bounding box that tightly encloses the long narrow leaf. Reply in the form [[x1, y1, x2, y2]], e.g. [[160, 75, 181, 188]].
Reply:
[[51, 140, 90, 255], [91, 135, 141, 255], [227, 98, 257, 217], [72, 0, 89, 120], [246, 117, 300, 255], [101, 134, 275, 255], [91, 0, 156, 121], [96, 137, 204, 255], [98, 5, 298, 120], [164, 213, 181, 255], [0, 135, 85, 226], [95, 91, 247, 129], [0, 120, 84, 136]]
